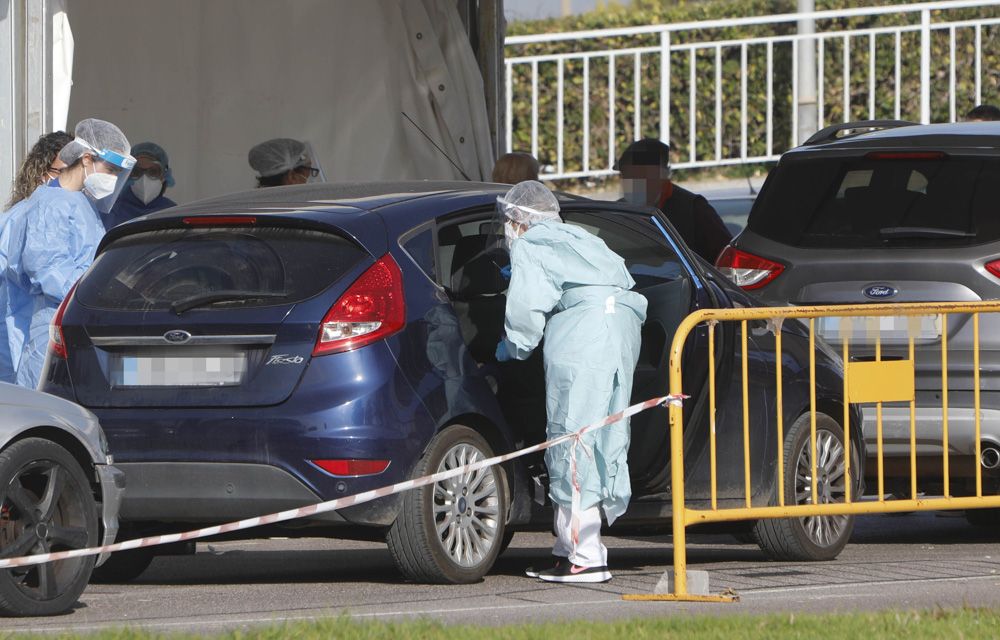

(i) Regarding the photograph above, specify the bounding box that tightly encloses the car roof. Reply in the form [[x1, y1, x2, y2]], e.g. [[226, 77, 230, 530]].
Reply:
[[152, 181, 513, 217], [133, 180, 592, 230], [788, 121, 1000, 156], [107, 181, 592, 251]]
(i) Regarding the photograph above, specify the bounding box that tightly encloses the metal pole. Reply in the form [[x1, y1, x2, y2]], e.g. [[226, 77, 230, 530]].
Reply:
[[24, 0, 49, 146], [659, 30, 670, 145], [0, 0, 17, 205], [797, 0, 817, 145], [476, 0, 505, 159], [920, 8, 931, 124], [669, 350, 688, 596]]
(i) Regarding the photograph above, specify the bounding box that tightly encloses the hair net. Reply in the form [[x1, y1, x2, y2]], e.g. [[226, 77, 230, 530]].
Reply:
[[496, 180, 561, 227], [248, 138, 308, 178], [131, 141, 175, 187], [58, 118, 131, 167]]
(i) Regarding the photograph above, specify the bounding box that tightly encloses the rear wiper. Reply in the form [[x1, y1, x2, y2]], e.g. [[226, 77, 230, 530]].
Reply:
[[170, 290, 288, 315], [879, 226, 975, 239]]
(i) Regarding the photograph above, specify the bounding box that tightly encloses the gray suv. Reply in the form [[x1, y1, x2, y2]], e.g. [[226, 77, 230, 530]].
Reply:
[[717, 120, 1000, 507]]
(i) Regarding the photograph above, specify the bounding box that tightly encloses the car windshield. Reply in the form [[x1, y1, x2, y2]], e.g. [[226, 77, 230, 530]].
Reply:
[[748, 155, 1000, 248]]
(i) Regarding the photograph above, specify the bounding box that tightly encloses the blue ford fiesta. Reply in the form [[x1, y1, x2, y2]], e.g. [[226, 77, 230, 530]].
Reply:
[[40, 182, 862, 583]]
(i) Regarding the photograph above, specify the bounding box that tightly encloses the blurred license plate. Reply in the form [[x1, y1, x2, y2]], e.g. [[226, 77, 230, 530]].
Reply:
[[816, 316, 942, 343], [112, 354, 247, 387]]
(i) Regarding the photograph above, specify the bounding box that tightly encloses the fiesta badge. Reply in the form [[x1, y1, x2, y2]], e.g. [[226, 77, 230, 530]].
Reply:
[[863, 284, 898, 300]]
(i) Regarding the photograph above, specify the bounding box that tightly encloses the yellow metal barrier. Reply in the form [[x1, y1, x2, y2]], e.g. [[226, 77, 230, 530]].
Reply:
[[623, 301, 1000, 603]]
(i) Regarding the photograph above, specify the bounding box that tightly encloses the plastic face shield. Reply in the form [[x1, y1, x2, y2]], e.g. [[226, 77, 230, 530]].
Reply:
[[301, 141, 326, 183], [77, 138, 136, 213]]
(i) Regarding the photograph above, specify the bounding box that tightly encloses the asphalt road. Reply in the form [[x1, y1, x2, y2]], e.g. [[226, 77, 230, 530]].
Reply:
[[3, 511, 1000, 635]]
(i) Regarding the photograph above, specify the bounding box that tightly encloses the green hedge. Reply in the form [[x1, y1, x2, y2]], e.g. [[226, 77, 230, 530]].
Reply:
[[505, 0, 1000, 175]]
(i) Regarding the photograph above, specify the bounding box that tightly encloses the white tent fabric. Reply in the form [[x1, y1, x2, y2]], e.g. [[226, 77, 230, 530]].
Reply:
[[51, 0, 73, 133], [65, 0, 494, 204]]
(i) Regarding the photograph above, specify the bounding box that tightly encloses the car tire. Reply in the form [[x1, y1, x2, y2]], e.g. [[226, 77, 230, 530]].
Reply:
[[0, 438, 98, 617], [387, 425, 508, 584], [90, 545, 155, 583], [753, 412, 857, 561], [498, 529, 516, 555]]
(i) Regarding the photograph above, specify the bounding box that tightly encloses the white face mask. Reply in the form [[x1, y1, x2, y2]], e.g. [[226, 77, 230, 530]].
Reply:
[[503, 220, 521, 250], [131, 175, 163, 205], [83, 165, 118, 200]]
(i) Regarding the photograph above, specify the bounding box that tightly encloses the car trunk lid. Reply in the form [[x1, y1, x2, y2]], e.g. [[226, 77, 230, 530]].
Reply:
[[64, 220, 372, 408]]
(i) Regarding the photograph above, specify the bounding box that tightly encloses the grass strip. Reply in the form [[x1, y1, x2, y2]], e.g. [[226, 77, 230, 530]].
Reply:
[[6, 607, 1000, 640]]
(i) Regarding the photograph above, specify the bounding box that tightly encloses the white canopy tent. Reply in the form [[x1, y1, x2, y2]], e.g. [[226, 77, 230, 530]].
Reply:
[[1, 0, 505, 205]]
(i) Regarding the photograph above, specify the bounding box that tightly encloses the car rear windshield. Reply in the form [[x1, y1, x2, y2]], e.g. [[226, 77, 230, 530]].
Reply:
[[748, 155, 1000, 248], [77, 226, 366, 311]]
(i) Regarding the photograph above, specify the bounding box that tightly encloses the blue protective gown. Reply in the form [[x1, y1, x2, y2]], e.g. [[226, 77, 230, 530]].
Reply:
[[104, 186, 176, 230], [498, 219, 647, 524], [0, 184, 105, 388]]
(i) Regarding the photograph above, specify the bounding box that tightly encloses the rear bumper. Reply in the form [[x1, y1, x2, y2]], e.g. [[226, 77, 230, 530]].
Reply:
[[64, 343, 435, 529], [116, 462, 345, 523], [863, 404, 1000, 458]]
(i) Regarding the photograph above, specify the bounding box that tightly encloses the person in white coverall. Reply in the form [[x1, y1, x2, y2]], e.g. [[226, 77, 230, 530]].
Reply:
[[494, 180, 647, 584]]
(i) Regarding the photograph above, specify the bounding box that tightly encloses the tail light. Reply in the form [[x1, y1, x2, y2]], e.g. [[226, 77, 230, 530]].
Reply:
[[715, 246, 785, 290], [49, 283, 79, 359], [311, 459, 390, 477], [985, 259, 1000, 280], [313, 253, 405, 356]]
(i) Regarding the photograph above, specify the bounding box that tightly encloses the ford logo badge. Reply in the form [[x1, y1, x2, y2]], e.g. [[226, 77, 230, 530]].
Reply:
[[163, 330, 192, 344], [863, 285, 898, 300]]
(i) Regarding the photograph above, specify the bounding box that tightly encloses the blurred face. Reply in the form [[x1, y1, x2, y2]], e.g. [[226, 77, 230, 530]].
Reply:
[[620, 163, 670, 206]]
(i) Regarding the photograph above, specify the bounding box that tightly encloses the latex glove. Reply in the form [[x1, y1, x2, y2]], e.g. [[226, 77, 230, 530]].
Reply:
[[495, 340, 513, 362], [500, 265, 512, 281]]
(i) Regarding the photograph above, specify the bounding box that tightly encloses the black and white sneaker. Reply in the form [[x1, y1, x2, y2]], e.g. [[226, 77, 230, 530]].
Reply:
[[537, 563, 612, 583], [525, 556, 565, 578]]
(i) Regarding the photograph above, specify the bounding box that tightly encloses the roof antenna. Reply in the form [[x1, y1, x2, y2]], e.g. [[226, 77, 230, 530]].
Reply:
[[401, 111, 473, 181]]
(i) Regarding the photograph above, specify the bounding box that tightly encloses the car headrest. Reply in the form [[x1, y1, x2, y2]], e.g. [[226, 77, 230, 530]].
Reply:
[[450, 247, 509, 297], [451, 234, 493, 276], [438, 225, 463, 247]]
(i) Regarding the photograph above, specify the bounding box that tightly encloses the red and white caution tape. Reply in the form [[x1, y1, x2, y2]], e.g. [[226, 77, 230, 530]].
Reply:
[[0, 394, 685, 570]]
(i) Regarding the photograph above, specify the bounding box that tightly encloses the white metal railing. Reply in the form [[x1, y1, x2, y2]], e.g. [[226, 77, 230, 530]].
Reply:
[[504, 0, 1000, 181]]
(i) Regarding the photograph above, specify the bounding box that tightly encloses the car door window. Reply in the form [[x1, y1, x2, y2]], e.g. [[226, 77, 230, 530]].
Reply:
[[435, 217, 506, 294], [561, 210, 688, 289], [400, 227, 438, 283]]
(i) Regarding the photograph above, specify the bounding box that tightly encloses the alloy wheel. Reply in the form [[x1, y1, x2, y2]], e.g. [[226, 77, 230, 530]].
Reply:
[[794, 429, 850, 548], [432, 443, 501, 567], [0, 459, 91, 602]]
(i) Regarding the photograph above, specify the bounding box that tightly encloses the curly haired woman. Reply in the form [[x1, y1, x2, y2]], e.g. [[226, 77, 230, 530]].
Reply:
[[4, 131, 74, 211]]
